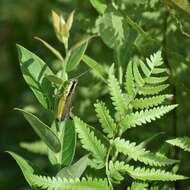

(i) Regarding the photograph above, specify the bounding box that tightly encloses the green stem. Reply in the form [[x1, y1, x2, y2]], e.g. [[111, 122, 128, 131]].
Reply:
[[106, 146, 113, 190]]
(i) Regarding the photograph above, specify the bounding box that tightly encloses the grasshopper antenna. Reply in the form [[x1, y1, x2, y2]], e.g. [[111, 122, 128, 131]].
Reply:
[[73, 68, 92, 80]]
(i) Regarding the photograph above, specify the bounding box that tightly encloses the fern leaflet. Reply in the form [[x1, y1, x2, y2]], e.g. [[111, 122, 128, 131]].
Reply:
[[108, 66, 127, 116], [120, 105, 178, 132], [31, 175, 110, 190], [166, 137, 190, 152], [109, 161, 187, 182], [125, 61, 135, 99], [132, 94, 172, 109], [112, 138, 179, 167], [74, 117, 107, 166], [94, 101, 117, 138], [138, 84, 169, 96]]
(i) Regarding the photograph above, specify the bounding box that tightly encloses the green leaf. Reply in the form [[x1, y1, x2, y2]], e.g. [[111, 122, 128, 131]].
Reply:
[[120, 105, 178, 132], [20, 141, 48, 155], [82, 55, 106, 82], [166, 137, 190, 152], [125, 61, 135, 98], [74, 117, 107, 167], [45, 74, 63, 85], [7, 151, 35, 186], [48, 120, 76, 166], [108, 66, 127, 116], [17, 44, 54, 109], [66, 37, 90, 72], [109, 161, 188, 182], [133, 60, 145, 87], [139, 60, 151, 77], [96, 11, 129, 49], [139, 84, 169, 96], [144, 76, 168, 84], [112, 138, 179, 167], [89, 0, 106, 14], [132, 94, 172, 109], [57, 154, 89, 179], [31, 175, 110, 190], [34, 37, 64, 62], [15, 108, 61, 153], [94, 101, 117, 138], [60, 120, 76, 166]]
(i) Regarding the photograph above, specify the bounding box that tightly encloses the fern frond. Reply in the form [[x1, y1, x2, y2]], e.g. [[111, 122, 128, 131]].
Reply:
[[166, 137, 190, 152], [128, 182, 148, 190], [74, 117, 107, 166], [138, 84, 169, 96], [20, 141, 48, 155], [31, 175, 110, 190], [120, 105, 178, 132], [108, 66, 127, 115], [94, 101, 117, 138], [125, 61, 135, 98], [109, 161, 187, 182], [132, 94, 172, 109], [112, 138, 178, 167]]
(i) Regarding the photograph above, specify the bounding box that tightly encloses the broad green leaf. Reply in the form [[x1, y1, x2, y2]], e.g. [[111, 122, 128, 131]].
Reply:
[[20, 141, 48, 155], [96, 11, 129, 49], [57, 154, 89, 179], [15, 108, 61, 153], [17, 44, 54, 109], [48, 120, 76, 166], [7, 151, 35, 186], [89, 0, 107, 14], [82, 55, 106, 82], [60, 120, 76, 166], [34, 37, 64, 62], [66, 37, 90, 72], [116, 26, 138, 66], [45, 74, 63, 85]]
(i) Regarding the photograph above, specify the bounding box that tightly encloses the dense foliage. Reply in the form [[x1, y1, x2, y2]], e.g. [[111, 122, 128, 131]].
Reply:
[[1, 0, 190, 189]]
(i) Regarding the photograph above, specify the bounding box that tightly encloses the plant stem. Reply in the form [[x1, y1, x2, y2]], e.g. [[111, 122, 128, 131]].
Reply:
[[106, 146, 113, 190]]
